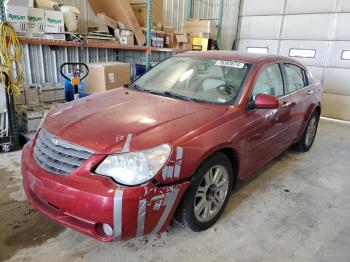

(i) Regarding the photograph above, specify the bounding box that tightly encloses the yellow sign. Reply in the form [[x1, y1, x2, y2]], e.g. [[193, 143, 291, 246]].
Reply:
[[192, 37, 209, 51]]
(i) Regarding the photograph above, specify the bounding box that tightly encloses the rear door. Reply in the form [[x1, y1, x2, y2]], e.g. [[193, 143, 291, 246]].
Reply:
[[280, 63, 312, 143], [244, 63, 291, 174]]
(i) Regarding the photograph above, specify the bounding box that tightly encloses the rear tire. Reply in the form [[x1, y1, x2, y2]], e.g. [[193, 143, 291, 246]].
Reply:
[[294, 111, 319, 152], [175, 153, 234, 232]]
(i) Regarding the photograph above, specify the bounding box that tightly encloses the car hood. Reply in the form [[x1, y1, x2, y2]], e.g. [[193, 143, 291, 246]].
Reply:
[[43, 87, 228, 154]]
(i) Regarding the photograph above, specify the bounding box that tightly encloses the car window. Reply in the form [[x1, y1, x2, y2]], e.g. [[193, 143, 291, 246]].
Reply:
[[133, 57, 251, 104], [305, 69, 313, 85], [284, 64, 306, 93], [252, 64, 284, 99]]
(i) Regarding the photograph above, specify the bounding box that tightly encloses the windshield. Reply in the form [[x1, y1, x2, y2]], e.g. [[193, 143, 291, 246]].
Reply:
[[132, 57, 251, 104]]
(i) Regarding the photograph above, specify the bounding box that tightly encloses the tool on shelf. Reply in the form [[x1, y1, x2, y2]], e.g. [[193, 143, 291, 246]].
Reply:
[[60, 62, 89, 101]]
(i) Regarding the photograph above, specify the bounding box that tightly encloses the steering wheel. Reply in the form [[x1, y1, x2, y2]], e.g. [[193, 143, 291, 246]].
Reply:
[[216, 82, 240, 96]]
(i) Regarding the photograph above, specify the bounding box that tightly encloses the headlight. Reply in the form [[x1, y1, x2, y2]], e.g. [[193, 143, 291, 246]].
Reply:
[[95, 144, 172, 186]]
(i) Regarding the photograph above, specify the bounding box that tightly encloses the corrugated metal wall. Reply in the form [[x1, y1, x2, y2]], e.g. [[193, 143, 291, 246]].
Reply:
[[163, 0, 189, 30], [192, 0, 240, 50], [54, 0, 240, 50], [22, 45, 172, 84], [22, 0, 241, 83], [164, 0, 241, 50]]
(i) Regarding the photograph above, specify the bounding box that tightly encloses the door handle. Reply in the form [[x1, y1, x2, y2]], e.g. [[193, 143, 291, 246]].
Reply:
[[281, 101, 292, 108], [306, 90, 314, 95]]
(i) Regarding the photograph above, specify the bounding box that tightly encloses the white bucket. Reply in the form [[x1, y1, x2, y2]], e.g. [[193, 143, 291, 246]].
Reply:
[[60, 5, 80, 32]]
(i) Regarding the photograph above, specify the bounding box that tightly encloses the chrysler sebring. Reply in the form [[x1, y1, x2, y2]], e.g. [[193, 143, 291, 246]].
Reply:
[[22, 51, 322, 241]]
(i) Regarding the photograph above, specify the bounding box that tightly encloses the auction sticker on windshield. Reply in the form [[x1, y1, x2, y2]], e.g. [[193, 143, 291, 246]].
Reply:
[[215, 60, 245, 68]]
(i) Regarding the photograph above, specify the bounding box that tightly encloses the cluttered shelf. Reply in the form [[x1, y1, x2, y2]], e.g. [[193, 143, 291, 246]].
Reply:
[[19, 37, 182, 53]]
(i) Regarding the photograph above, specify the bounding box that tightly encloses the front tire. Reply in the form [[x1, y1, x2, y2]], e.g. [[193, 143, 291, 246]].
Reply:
[[175, 153, 234, 232], [294, 111, 319, 152]]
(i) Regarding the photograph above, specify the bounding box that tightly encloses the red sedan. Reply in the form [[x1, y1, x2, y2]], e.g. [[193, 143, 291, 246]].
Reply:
[[22, 51, 322, 241]]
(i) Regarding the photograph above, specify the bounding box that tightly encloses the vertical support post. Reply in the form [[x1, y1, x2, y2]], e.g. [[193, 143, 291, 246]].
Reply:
[[216, 0, 224, 49], [0, 0, 5, 21], [145, 0, 152, 70], [188, 0, 193, 19], [8, 94, 19, 149]]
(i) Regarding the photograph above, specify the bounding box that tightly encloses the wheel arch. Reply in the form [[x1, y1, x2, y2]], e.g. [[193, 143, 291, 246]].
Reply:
[[190, 146, 240, 187], [217, 147, 239, 179], [314, 104, 321, 117]]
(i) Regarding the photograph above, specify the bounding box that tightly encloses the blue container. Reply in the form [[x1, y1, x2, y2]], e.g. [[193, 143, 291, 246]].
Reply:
[[135, 64, 146, 79], [64, 73, 89, 102]]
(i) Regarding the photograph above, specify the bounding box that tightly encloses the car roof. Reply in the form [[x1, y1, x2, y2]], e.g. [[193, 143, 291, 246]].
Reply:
[[176, 50, 298, 64]]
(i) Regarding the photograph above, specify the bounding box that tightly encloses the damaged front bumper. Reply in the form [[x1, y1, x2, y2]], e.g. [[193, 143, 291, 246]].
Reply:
[[21, 142, 189, 242]]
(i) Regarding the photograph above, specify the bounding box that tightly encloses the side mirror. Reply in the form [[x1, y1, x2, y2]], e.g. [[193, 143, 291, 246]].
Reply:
[[255, 93, 279, 109]]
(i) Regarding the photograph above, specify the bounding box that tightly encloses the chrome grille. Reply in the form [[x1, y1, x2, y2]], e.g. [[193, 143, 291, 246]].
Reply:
[[33, 128, 94, 175]]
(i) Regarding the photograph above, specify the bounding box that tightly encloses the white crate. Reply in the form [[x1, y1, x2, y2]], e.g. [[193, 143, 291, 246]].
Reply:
[[0, 111, 9, 139], [0, 82, 9, 139], [16, 105, 44, 134], [40, 83, 56, 103], [24, 84, 41, 105]]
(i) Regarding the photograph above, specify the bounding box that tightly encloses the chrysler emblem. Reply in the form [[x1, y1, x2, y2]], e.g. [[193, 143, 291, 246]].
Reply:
[[51, 138, 59, 145]]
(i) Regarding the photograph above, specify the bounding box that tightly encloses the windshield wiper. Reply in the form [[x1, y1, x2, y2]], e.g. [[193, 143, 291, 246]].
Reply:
[[127, 85, 202, 103], [127, 83, 145, 92], [162, 91, 202, 102]]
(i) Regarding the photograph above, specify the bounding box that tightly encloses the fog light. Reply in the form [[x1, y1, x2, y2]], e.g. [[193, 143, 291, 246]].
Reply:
[[102, 223, 113, 236]]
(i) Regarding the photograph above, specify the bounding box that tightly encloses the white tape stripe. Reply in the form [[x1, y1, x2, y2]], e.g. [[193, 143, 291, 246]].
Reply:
[[121, 134, 132, 152], [151, 188, 179, 234], [176, 147, 183, 160], [174, 147, 183, 178], [113, 189, 123, 240], [136, 199, 147, 237]]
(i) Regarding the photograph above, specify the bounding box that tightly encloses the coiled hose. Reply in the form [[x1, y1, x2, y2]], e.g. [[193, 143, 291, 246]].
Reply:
[[0, 22, 24, 96]]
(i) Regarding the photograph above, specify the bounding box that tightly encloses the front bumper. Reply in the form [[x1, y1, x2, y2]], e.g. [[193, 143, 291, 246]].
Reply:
[[22, 142, 189, 242]]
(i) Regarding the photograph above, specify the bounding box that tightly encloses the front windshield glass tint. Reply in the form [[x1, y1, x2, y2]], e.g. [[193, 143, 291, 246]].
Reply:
[[133, 57, 251, 104]]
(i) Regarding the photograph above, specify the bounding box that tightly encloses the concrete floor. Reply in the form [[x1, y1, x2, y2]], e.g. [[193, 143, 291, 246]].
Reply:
[[0, 118, 349, 262]]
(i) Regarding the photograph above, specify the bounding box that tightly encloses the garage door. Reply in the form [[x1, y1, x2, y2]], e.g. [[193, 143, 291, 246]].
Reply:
[[237, 0, 350, 121]]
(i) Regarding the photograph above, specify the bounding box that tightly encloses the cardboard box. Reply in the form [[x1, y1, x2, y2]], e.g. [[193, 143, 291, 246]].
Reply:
[[183, 20, 217, 35], [96, 13, 118, 32], [44, 10, 64, 33], [45, 33, 66, 41], [129, 0, 163, 28], [88, 0, 146, 45], [163, 26, 175, 47], [120, 35, 134, 45], [115, 28, 135, 45], [85, 62, 131, 94], [175, 32, 191, 49], [5, 4, 28, 37], [27, 8, 45, 38]]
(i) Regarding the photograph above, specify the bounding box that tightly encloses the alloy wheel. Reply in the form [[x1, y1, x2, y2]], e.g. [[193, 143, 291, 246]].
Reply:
[[305, 115, 317, 147], [194, 165, 229, 223]]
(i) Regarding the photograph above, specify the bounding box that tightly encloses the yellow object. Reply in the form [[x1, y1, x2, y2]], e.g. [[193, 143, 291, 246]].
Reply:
[[0, 22, 24, 97], [192, 37, 209, 51], [71, 76, 81, 86]]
